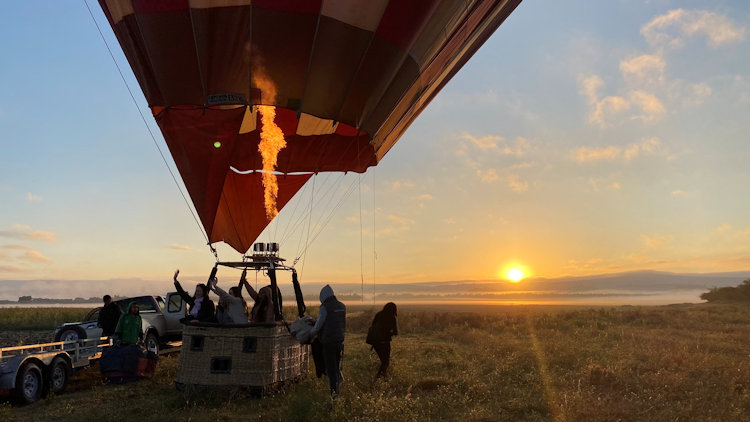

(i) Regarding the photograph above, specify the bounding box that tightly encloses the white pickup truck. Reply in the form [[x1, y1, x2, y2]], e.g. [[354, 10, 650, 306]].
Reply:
[[53, 293, 186, 354]]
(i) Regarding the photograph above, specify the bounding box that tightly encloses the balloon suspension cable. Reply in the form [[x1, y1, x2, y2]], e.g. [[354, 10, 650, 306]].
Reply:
[[84, 0, 209, 246], [357, 134, 364, 302], [372, 167, 377, 304]]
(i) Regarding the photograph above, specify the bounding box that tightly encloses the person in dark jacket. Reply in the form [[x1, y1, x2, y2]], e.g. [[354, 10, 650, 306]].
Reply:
[[366, 302, 399, 377], [173, 269, 216, 323], [311, 284, 346, 397], [97, 295, 121, 337]]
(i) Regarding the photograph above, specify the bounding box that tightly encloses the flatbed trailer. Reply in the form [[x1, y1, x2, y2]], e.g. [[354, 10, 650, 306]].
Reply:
[[0, 337, 112, 404]]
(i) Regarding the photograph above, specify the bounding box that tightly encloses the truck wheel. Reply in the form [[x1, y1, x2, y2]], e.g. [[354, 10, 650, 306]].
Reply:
[[13, 362, 43, 404], [56, 327, 85, 342], [49, 358, 70, 394], [145, 332, 159, 355]]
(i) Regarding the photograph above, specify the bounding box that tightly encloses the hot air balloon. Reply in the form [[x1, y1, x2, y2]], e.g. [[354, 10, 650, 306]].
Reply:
[[95, 0, 522, 392], [98, 0, 522, 254]]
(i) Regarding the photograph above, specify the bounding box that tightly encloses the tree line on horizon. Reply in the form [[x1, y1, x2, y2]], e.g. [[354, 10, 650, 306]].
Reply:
[[701, 279, 750, 302]]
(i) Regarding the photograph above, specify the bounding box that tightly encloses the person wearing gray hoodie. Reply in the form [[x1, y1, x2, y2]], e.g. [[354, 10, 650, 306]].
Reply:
[[311, 284, 346, 396]]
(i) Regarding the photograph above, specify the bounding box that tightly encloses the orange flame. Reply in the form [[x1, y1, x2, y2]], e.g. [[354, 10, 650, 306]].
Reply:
[[258, 105, 286, 219], [253, 67, 286, 220]]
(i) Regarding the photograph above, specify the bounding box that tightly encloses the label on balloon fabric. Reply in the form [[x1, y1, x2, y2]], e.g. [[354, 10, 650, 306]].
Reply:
[[207, 93, 247, 106]]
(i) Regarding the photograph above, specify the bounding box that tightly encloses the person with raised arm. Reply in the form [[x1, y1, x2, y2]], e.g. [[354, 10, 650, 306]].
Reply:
[[209, 272, 249, 325], [241, 272, 282, 323], [173, 269, 216, 323]]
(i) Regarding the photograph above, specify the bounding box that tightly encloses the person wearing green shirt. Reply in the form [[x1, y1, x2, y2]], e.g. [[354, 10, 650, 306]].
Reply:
[[114, 302, 143, 346]]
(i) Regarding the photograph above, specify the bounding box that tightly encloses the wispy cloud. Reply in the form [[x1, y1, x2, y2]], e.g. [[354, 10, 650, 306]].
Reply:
[[27, 230, 57, 241], [0, 226, 57, 242], [461, 133, 503, 151], [378, 214, 415, 236], [22, 249, 52, 263], [620, 54, 665, 87], [415, 193, 434, 209], [716, 224, 732, 233], [26, 192, 43, 202], [641, 234, 671, 249], [629, 90, 666, 122], [479, 168, 500, 183], [0, 265, 24, 273], [170, 244, 192, 251], [671, 189, 691, 198], [575, 146, 622, 162], [389, 180, 414, 191], [461, 133, 532, 156], [642, 9, 746, 50], [575, 138, 666, 163], [507, 174, 529, 192]]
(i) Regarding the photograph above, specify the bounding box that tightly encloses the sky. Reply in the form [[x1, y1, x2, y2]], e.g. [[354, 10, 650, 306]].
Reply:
[[1, 1, 749, 297]]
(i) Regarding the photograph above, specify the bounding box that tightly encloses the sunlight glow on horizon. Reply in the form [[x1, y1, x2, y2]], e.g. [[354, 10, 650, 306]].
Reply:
[[507, 268, 524, 283]]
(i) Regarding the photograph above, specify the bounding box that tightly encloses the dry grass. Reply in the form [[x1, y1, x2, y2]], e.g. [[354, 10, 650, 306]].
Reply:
[[4, 303, 750, 421], [0, 307, 91, 332]]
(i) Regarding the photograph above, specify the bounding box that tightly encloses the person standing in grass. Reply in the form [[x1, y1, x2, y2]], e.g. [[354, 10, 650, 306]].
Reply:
[[366, 302, 399, 377], [114, 302, 142, 346], [311, 284, 346, 397], [98, 294, 121, 337]]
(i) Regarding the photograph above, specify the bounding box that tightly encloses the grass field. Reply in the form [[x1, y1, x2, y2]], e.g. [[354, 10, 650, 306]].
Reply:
[[0, 307, 91, 332], [3, 304, 750, 421]]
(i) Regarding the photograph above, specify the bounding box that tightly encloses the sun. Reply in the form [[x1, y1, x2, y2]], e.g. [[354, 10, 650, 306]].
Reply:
[[506, 268, 524, 283]]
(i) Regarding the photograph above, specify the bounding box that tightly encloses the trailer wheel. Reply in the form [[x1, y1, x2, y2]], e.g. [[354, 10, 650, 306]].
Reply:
[[49, 358, 70, 394], [13, 362, 43, 404]]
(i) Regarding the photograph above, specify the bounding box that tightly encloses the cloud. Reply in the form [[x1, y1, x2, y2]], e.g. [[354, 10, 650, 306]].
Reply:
[[642, 9, 746, 50], [26, 193, 43, 202], [609, 182, 621, 191], [479, 168, 500, 183], [0, 244, 32, 250], [0, 265, 24, 273], [414, 193, 434, 209], [574, 146, 622, 162], [589, 96, 631, 128], [716, 224, 732, 233], [390, 180, 414, 191], [461, 133, 531, 156], [0, 227, 57, 242], [576, 138, 666, 164], [169, 244, 192, 251], [579, 74, 604, 105], [671, 189, 689, 198], [506, 174, 529, 192], [669, 81, 712, 108], [461, 133, 503, 151], [378, 214, 415, 235], [12, 224, 31, 230], [27, 230, 57, 242], [620, 54, 666, 86], [629, 90, 666, 122], [624, 137, 664, 160], [641, 234, 670, 249], [22, 249, 52, 263]]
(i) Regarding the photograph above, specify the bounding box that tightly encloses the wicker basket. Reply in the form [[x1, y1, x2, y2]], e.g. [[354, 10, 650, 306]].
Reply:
[[176, 322, 309, 389]]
